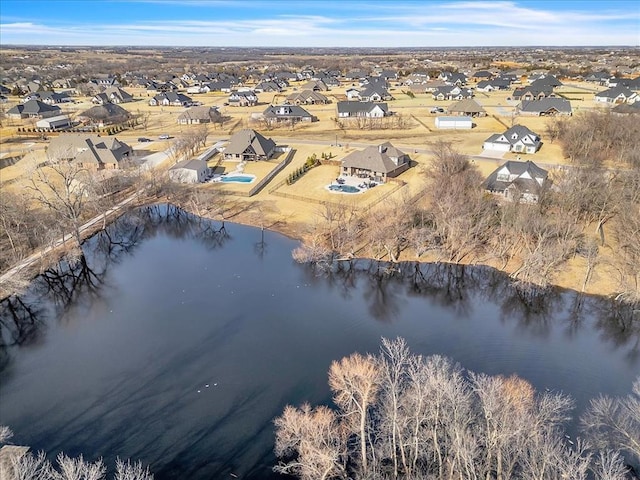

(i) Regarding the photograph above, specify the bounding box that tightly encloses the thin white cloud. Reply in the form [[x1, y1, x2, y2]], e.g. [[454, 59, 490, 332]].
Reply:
[[0, 0, 636, 46]]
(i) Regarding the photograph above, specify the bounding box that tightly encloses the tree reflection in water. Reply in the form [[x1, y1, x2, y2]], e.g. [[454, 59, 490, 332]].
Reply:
[[0, 204, 638, 373], [0, 204, 230, 371]]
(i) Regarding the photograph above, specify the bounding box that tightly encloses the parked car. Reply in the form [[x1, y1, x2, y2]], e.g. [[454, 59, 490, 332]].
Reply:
[[430, 107, 445, 113], [138, 137, 151, 142], [159, 134, 170, 140]]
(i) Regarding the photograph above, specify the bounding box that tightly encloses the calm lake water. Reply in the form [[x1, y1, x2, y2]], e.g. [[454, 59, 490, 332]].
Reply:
[[1, 204, 638, 479]]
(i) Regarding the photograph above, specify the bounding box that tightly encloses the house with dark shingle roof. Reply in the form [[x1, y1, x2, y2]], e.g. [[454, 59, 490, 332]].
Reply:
[[482, 160, 549, 203], [149, 92, 192, 107], [611, 102, 640, 115], [517, 98, 572, 116], [263, 105, 316, 124], [24, 91, 73, 105], [77, 103, 131, 126], [8, 99, 61, 119], [358, 83, 393, 102], [594, 86, 638, 104], [341, 142, 410, 183], [337, 101, 389, 118], [483, 125, 542, 154], [476, 78, 511, 92], [228, 90, 258, 107], [432, 85, 473, 101], [224, 129, 276, 161], [512, 84, 556, 101]]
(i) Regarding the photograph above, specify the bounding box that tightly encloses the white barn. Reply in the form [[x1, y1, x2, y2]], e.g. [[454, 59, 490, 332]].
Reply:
[[435, 116, 473, 129]]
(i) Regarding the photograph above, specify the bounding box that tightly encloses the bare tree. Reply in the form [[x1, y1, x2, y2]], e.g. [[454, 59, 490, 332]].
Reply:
[[328, 352, 380, 475], [10, 451, 51, 480], [52, 453, 106, 480], [591, 450, 629, 480], [582, 376, 640, 465], [114, 458, 154, 480], [0, 425, 13, 443], [26, 152, 97, 248], [274, 403, 347, 480]]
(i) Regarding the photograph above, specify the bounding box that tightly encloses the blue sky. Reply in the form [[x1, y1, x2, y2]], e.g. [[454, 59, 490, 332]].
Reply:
[[0, 0, 638, 47]]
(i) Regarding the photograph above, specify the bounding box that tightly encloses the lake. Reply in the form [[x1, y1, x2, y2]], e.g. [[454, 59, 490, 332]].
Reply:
[[0, 204, 638, 479]]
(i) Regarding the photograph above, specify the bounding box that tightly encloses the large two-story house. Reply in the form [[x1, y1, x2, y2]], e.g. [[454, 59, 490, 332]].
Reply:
[[483, 125, 542, 154], [482, 160, 549, 203], [223, 129, 276, 161]]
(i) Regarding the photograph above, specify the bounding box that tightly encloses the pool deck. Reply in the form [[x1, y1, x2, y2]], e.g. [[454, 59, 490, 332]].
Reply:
[[324, 174, 378, 194]]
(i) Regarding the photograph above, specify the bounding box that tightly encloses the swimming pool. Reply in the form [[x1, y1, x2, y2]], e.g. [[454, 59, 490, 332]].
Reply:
[[328, 184, 361, 193], [221, 174, 256, 184]]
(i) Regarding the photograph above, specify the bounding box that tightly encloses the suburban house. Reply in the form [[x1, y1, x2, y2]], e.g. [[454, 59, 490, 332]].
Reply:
[[435, 116, 473, 129], [447, 98, 486, 117], [228, 90, 258, 107], [177, 106, 221, 124], [358, 83, 393, 102], [186, 84, 211, 94], [262, 105, 316, 124], [594, 86, 638, 104], [512, 85, 556, 101], [8, 99, 61, 119], [585, 72, 611, 84], [432, 86, 473, 101], [91, 86, 133, 104], [341, 142, 410, 183], [517, 98, 572, 116], [470, 70, 494, 82], [254, 80, 286, 93], [224, 129, 276, 161], [148, 92, 192, 107], [483, 124, 542, 154], [302, 80, 329, 91], [476, 78, 511, 92], [611, 102, 640, 115], [337, 101, 389, 118], [77, 103, 131, 127], [169, 159, 209, 183], [439, 72, 468, 85], [286, 90, 330, 105], [47, 134, 133, 170], [482, 160, 549, 203], [24, 91, 73, 105], [35, 115, 72, 130], [528, 75, 563, 88], [345, 87, 361, 100]]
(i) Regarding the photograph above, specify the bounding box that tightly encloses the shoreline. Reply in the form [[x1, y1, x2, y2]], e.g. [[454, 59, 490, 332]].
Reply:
[[0, 200, 627, 302]]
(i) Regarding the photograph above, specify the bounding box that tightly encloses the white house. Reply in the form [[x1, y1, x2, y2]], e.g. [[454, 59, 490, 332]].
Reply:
[[168, 159, 209, 183], [483, 125, 542, 154], [435, 116, 473, 129], [336, 101, 389, 118]]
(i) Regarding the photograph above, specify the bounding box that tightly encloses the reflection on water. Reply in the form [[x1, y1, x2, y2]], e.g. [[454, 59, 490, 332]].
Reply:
[[0, 204, 638, 479]]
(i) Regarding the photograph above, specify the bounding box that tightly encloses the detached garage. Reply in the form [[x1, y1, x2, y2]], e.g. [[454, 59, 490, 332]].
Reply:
[[435, 116, 473, 129], [36, 115, 71, 130]]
